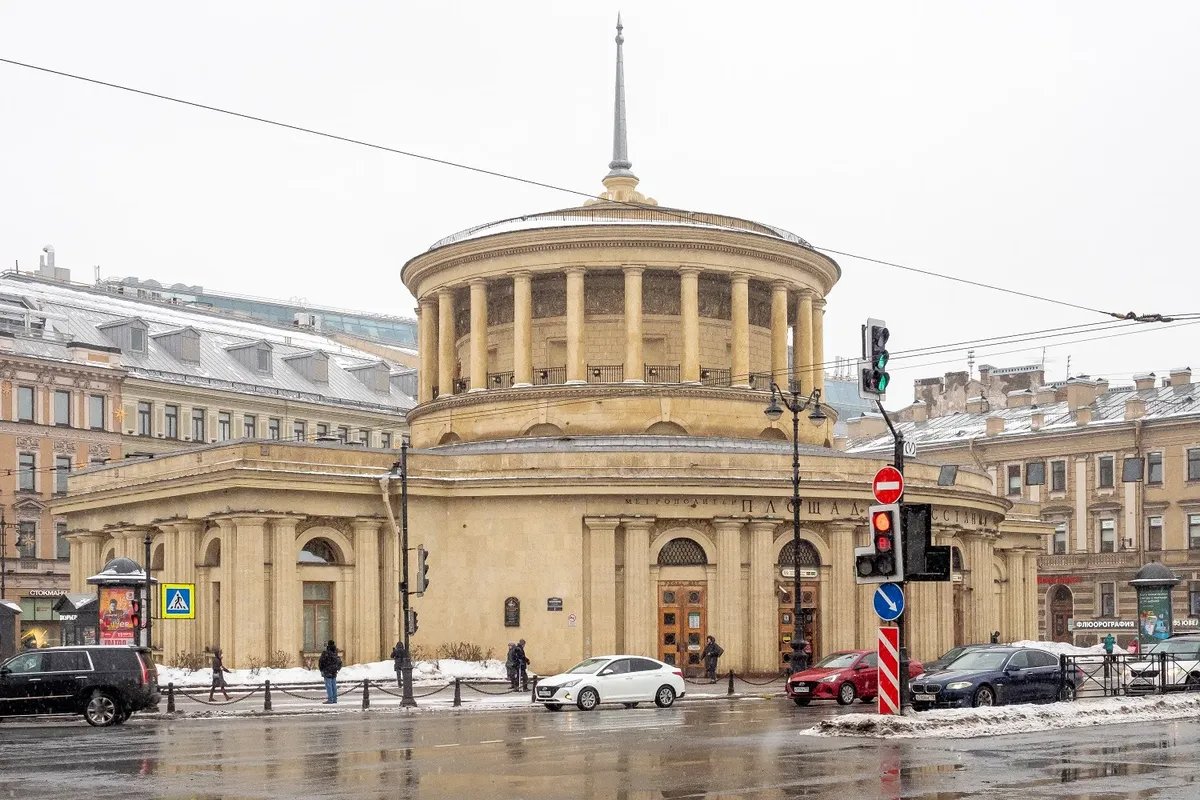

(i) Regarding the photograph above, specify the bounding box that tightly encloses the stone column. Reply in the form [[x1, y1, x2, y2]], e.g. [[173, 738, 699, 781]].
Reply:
[[437, 289, 455, 397], [730, 273, 750, 388], [623, 266, 644, 383], [770, 282, 789, 387], [231, 516, 268, 667], [352, 519, 382, 664], [172, 520, 203, 656], [794, 291, 814, 393], [512, 271, 533, 387], [468, 279, 488, 392], [747, 520, 777, 673], [584, 518, 619, 657], [713, 518, 744, 672], [417, 298, 437, 403], [270, 518, 300, 662], [970, 533, 997, 644], [679, 267, 701, 383], [826, 522, 859, 653], [213, 520, 237, 662], [813, 298, 826, 395], [566, 268, 586, 384], [621, 517, 654, 656], [67, 532, 103, 591]]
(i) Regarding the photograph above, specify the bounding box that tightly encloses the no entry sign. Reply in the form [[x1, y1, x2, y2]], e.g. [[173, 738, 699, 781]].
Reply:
[[872, 466, 904, 504], [877, 626, 901, 715]]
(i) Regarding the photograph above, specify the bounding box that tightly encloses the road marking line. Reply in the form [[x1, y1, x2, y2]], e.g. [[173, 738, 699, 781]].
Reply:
[[479, 740, 502, 744], [710, 722, 729, 725], [434, 743, 460, 748], [522, 736, 545, 741]]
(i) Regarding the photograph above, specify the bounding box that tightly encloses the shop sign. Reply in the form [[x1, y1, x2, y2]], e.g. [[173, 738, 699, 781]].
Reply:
[[1037, 575, 1082, 585], [99, 586, 137, 646], [25, 589, 62, 598], [503, 597, 520, 628], [780, 568, 819, 579], [1069, 617, 1200, 632]]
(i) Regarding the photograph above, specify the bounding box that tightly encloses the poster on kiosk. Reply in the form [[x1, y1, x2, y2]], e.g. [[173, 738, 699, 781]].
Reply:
[[98, 586, 137, 646]]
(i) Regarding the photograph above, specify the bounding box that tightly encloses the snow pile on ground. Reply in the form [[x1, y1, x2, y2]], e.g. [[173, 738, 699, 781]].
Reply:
[[1009, 639, 1126, 657], [808, 693, 1200, 739], [156, 658, 506, 688]]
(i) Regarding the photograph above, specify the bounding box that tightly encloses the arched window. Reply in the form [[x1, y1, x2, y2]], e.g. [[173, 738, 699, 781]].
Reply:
[[1053, 585, 1072, 604], [951, 546, 964, 572], [524, 423, 564, 437], [437, 432, 463, 445], [759, 427, 788, 441], [778, 540, 821, 569], [657, 538, 708, 566], [645, 421, 688, 436], [202, 539, 221, 567], [300, 538, 340, 565]]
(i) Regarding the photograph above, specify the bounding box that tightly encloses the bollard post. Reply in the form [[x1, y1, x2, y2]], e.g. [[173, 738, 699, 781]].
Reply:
[[362, 679, 370, 710], [727, 670, 734, 696], [264, 679, 272, 712], [167, 682, 176, 714], [529, 676, 538, 700], [1160, 652, 1168, 695], [453, 678, 462, 707]]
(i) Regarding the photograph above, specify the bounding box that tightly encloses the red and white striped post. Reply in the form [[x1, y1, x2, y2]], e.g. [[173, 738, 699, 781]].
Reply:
[[877, 626, 901, 715]]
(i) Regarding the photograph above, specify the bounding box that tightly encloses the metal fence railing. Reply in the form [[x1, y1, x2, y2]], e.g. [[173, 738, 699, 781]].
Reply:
[[588, 364, 624, 383], [1063, 652, 1200, 699]]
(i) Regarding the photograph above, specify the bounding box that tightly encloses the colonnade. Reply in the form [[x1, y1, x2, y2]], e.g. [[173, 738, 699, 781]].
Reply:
[[416, 269, 827, 403]]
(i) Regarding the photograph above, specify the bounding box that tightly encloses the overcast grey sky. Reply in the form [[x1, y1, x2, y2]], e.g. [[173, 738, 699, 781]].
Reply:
[[2, 2, 1198, 406]]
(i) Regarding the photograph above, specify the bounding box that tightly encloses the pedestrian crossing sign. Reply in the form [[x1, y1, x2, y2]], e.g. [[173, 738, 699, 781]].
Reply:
[[161, 583, 196, 619]]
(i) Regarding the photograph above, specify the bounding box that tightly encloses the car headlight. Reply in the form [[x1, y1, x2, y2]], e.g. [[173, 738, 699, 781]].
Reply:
[[946, 681, 973, 690], [560, 679, 581, 688], [820, 674, 841, 683]]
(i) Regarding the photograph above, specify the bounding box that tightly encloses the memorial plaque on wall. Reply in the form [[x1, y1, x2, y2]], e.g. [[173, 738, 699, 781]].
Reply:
[[547, 597, 563, 612], [504, 596, 520, 627]]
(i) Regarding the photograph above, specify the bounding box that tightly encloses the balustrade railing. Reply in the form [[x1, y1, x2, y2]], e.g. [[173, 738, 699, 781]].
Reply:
[[588, 364, 625, 383], [748, 372, 774, 391], [488, 371, 514, 390], [700, 367, 732, 387], [644, 364, 680, 383], [534, 366, 566, 386]]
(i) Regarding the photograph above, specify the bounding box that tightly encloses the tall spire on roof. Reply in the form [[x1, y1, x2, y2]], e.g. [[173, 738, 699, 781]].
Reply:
[[591, 14, 657, 206]]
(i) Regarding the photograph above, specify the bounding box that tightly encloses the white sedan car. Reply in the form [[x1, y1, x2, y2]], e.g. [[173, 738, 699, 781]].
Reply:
[[533, 655, 686, 711]]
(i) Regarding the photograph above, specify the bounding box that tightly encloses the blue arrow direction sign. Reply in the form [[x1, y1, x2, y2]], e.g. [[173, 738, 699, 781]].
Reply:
[[873, 583, 905, 622]]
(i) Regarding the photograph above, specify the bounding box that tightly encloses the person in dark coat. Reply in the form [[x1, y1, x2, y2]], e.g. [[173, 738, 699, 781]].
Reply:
[[318, 640, 343, 704], [504, 642, 517, 688], [511, 639, 529, 691], [701, 636, 724, 683], [208, 648, 232, 701], [390, 641, 408, 688]]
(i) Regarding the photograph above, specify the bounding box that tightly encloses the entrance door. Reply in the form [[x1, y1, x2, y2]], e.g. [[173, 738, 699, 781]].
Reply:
[[1050, 586, 1073, 643], [658, 584, 706, 676], [778, 585, 820, 669]]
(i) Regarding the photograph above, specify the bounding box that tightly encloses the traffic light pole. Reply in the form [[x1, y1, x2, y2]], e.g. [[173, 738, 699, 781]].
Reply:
[[399, 436, 416, 708], [878, 400, 910, 713]]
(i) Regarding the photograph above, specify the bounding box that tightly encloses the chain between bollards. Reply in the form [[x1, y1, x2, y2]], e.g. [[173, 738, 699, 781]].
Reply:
[[264, 679, 272, 711], [166, 682, 175, 713], [453, 678, 462, 707]]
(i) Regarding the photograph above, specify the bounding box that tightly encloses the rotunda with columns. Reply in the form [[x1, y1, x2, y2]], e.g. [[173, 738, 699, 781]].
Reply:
[[55, 23, 1048, 671]]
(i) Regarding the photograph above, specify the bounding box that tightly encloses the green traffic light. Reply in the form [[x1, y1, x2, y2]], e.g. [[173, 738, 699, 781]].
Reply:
[[874, 351, 889, 370], [878, 373, 890, 391]]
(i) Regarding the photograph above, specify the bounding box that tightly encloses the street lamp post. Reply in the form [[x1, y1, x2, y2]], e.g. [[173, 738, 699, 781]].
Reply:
[[398, 436, 416, 707], [144, 530, 153, 651], [764, 382, 827, 676]]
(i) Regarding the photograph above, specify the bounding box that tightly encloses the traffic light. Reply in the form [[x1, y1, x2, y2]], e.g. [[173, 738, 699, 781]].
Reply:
[[413, 546, 430, 595], [129, 598, 142, 630], [859, 318, 890, 400], [854, 503, 904, 584], [406, 608, 419, 636], [901, 503, 951, 582]]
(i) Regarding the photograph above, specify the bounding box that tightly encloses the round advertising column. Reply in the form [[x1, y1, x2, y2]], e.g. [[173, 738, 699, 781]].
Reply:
[[1129, 562, 1180, 649]]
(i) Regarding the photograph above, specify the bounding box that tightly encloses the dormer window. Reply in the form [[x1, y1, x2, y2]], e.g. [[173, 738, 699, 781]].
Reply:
[[97, 317, 150, 355], [256, 347, 271, 373], [131, 327, 147, 354], [225, 339, 274, 376]]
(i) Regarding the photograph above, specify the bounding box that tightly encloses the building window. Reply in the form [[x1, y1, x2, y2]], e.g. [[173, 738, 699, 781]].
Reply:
[[381, 432, 392, 449], [293, 420, 306, 441], [1147, 451, 1163, 485], [17, 386, 34, 422], [137, 401, 153, 436], [54, 455, 71, 495], [1190, 514, 1200, 550], [359, 429, 370, 447], [165, 405, 179, 439], [16, 521, 36, 558], [1099, 582, 1115, 617], [1053, 523, 1068, 555], [256, 348, 271, 373], [218, 412, 232, 441], [1099, 519, 1116, 553], [53, 390, 71, 426], [302, 582, 333, 653], [131, 327, 147, 353], [244, 414, 257, 438], [1191, 582, 1200, 617], [88, 395, 106, 430], [1189, 449, 1200, 482], [1026, 462, 1045, 486], [337, 426, 349, 443], [1006, 465, 1021, 496], [268, 418, 281, 440], [191, 408, 207, 441], [56, 522, 70, 560], [1098, 456, 1114, 489], [1051, 460, 1067, 492], [18, 452, 36, 492], [1147, 516, 1164, 551], [316, 423, 329, 437]]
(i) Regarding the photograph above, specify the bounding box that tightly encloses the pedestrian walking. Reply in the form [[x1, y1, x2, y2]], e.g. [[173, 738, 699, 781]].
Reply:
[[511, 639, 530, 691], [1103, 633, 1116, 657], [208, 648, 232, 701], [1127, 638, 1140, 655], [319, 640, 343, 704], [701, 635, 724, 683], [504, 642, 517, 688], [390, 640, 408, 688]]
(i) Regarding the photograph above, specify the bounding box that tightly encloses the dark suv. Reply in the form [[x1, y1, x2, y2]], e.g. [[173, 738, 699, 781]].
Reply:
[[0, 646, 159, 726]]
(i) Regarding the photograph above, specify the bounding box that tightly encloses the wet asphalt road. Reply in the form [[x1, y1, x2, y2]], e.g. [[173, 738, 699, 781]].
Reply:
[[2, 698, 1200, 799]]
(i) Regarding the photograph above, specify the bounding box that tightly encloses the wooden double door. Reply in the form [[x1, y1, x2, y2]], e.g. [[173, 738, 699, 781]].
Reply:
[[657, 583, 707, 676], [778, 584, 820, 668]]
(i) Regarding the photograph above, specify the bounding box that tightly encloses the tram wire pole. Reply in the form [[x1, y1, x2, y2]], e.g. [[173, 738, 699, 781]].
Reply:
[[878, 399, 910, 713]]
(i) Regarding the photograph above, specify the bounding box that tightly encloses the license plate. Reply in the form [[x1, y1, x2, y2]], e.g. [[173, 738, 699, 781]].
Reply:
[[793, 685, 810, 693], [536, 688, 552, 698], [915, 693, 937, 702]]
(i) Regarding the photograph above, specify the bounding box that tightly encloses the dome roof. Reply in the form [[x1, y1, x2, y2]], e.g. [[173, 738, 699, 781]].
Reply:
[[428, 204, 810, 251], [1131, 561, 1179, 585], [99, 556, 143, 575]]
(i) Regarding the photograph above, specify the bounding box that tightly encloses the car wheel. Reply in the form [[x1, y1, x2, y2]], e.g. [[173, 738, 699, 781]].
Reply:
[[544, 703, 563, 712], [576, 688, 599, 711], [972, 685, 995, 708], [793, 697, 811, 707], [836, 683, 857, 705], [654, 685, 676, 708], [622, 702, 639, 709], [84, 691, 121, 727]]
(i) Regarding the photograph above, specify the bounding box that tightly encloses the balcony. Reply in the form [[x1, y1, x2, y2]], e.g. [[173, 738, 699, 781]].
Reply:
[[1038, 552, 1143, 571], [644, 364, 679, 383], [533, 366, 566, 386], [587, 364, 624, 384]]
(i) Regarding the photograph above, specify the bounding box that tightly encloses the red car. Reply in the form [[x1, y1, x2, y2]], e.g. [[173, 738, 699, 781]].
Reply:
[[785, 649, 924, 706]]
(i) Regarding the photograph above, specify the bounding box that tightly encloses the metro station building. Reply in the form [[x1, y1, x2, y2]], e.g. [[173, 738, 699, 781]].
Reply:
[[55, 27, 1049, 672]]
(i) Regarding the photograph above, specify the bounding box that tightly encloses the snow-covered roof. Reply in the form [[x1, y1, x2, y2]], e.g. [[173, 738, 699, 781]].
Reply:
[[848, 381, 1200, 453], [0, 274, 414, 413], [0, 600, 21, 613]]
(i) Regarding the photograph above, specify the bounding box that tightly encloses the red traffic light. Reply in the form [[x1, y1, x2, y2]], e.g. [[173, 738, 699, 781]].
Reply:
[[875, 534, 893, 552], [872, 510, 893, 533]]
